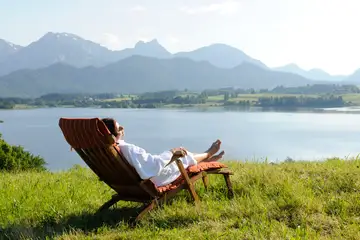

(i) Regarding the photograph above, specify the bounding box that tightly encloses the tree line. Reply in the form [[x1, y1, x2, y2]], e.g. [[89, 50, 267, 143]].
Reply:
[[0, 91, 208, 109], [257, 95, 345, 108], [0, 84, 358, 109], [201, 84, 360, 97]]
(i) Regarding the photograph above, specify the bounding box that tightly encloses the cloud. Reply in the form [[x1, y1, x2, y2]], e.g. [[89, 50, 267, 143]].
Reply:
[[129, 5, 147, 12], [99, 33, 122, 50], [167, 36, 180, 45], [180, 1, 241, 16]]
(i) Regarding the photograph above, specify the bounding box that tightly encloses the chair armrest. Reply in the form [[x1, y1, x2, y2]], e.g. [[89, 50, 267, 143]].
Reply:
[[164, 149, 186, 167]]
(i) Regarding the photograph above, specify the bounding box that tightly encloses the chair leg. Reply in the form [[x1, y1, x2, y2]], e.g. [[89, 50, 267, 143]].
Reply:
[[186, 180, 200, 206], [135, 200, 157, 222], [175, 159, 200, 205], [97, 194, 122, 212], [223, 174, 234, 199], [202, 172, 209, 191]]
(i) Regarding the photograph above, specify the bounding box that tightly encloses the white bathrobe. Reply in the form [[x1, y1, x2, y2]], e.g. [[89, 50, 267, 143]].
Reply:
[[117, 140, 198, 187]]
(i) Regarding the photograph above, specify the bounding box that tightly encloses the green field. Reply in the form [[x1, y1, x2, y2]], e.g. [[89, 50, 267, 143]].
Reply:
[[341, 94, 360, 105], [12, 104, 37, 110], [102, 95, 137, 102], [1, 159, 360, 239], [208, 93, 359, 103]]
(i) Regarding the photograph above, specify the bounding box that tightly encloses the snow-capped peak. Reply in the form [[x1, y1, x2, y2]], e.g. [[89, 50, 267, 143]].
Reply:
[[0, 39, 20, 50], [45, 32, 81, 41]]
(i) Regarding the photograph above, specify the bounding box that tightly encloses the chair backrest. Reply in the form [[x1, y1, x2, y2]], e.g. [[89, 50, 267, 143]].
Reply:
[[59, 118, 158, 200]]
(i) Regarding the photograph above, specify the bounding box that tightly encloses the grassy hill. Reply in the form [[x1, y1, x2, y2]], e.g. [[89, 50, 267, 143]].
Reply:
[[1, 159, 359, 239]]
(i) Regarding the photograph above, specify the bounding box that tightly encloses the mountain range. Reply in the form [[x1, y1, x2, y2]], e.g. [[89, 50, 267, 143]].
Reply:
[[0, 55, 317, 98], [0, 39, 22, 62], [344, 69, 360, 84], [0, 32, 359, 97], [273, 64, 347, 82], [0, 32, 268, 76]]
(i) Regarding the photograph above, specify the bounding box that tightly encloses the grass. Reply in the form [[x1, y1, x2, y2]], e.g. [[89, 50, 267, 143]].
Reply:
[[341, 94, 360, 105], [1, 159, 360, 239]]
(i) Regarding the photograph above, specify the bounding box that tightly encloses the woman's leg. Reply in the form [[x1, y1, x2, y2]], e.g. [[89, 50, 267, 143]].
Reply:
[[203, 151, 225, 162], [193, 152, 211, 162], [193, 140, 222, 163]]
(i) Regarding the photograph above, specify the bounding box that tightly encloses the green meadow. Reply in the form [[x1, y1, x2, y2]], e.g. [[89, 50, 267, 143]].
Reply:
[[1, 159, 360, 239]]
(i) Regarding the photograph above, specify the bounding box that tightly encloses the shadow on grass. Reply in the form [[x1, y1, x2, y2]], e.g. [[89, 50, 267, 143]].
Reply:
[[0, 206, 143, 239], [0, 199, 197, 239]]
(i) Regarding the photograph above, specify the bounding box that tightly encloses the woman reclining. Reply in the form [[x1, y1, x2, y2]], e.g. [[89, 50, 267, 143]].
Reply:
[[101, 118, 225, 187]]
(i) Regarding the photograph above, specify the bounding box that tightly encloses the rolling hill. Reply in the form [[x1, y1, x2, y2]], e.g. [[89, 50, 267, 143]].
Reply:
[[0, 56, 314, 98]]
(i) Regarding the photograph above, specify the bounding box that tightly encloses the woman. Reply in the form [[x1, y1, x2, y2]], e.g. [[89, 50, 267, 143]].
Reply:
[[101, 118, 225, 187]]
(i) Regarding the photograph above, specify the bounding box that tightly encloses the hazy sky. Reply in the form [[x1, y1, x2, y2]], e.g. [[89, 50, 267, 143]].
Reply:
[[0, 0, 359, 75]]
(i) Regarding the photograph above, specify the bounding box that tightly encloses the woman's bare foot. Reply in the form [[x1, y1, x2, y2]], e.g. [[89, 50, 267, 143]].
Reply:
[[205, 150, 225, 162], [205, 140, 221, 157]]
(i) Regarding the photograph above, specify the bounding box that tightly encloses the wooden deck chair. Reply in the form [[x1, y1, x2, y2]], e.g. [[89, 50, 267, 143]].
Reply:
[[58, 117, 234, 221]]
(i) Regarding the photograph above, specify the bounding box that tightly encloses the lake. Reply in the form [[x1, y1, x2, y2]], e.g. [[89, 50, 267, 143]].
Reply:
[[0, 107, 360, 171]]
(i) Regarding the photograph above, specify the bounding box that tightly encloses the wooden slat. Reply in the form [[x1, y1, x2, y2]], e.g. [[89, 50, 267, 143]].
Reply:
[[100, 147, 133, 182], [140, 180, 159, 198], [90, 148, 118, 177], [75, 149, 104, 180], [84, 148, 116, 183], [107, 146, 140, 182]]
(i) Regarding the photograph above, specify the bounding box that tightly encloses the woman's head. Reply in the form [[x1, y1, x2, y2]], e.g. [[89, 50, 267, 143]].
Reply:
[[101, 118, 124, 139]]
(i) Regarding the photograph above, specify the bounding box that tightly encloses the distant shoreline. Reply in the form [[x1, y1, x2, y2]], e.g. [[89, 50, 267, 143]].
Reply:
[[1, 89, 358, 111], [2, 105, 360, 115]]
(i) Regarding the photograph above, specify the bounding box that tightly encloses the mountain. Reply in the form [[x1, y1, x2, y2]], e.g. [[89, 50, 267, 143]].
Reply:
[[343, 69, 360, 83], [0, 56, 314, 98], [0, 39, 22, 62], [0, 34, 173, 76], [173, 43, 267, 69], [273, 64, 346, 81], [0, 32, 117, 76], [116, 39, 171, 59]]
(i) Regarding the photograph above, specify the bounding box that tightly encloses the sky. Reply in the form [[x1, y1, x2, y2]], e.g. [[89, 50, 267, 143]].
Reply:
[[0, 0, 359, 75]]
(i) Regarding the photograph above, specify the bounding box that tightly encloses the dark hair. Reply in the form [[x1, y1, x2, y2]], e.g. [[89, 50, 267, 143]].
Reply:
[[101, 118, 120, 137]]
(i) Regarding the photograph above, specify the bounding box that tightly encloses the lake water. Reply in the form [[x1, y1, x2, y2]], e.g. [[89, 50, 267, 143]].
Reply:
[[0, 107, 360, 171]]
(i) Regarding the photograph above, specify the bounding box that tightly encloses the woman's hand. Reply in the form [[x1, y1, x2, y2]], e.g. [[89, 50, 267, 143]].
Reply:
[[165, 147, 187, 167], [170, 147, 187, 157]]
